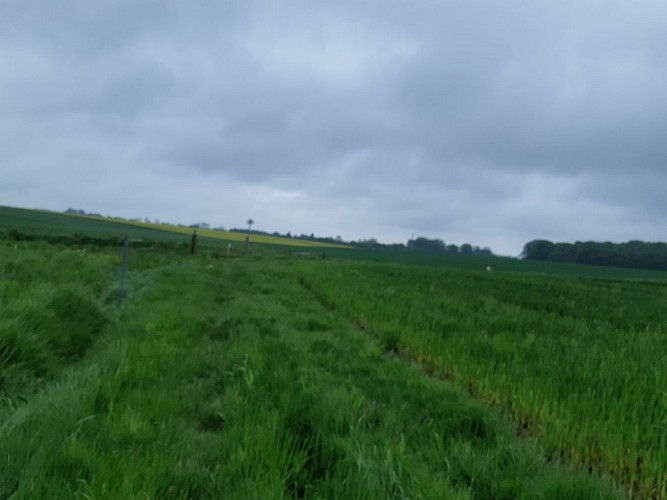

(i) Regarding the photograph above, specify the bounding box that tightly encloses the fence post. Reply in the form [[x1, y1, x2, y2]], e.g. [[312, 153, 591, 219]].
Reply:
[[191, 229, 199, 255], [119, 235, 128, 304]]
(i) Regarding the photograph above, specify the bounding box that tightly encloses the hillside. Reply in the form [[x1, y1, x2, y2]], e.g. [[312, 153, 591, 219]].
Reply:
[[0, 205, 350, 250]]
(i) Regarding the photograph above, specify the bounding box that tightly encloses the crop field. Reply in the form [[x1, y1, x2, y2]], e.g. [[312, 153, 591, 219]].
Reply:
[[0, 205, 186, 242], [1, 219, 664, 498], [0, 205, 349, 250], [319, 246, 667, 281], [116, 218, 349, 249], [297, 261, 667, 498]]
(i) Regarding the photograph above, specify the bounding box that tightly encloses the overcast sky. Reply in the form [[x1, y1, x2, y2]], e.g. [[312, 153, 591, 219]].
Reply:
[[2, 1, 666, 255]]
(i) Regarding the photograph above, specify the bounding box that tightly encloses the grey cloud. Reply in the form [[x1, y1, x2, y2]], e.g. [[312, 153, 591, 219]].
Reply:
[[1, 1, 667, 255]]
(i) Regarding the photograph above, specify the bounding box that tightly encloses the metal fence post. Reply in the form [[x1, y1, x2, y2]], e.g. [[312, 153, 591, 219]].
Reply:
[[119, 235, 128, 304]]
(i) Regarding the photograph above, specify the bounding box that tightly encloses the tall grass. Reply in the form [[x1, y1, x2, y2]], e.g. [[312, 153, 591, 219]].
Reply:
[[298, 260, 667, 497], [0, 242, 115, 414], [1, 240, 622, 498]]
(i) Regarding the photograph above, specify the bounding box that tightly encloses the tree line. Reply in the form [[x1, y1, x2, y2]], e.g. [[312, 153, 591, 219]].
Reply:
[[407, 237, 493, 256], [522, 239, 667, 271]]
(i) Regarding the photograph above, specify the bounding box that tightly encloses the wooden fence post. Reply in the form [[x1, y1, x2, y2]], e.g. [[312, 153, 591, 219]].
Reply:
[[191, 229, 199, 255]]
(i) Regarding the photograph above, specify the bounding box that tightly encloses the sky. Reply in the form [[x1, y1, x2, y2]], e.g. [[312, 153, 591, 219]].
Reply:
[[2, 1, 666, 256]]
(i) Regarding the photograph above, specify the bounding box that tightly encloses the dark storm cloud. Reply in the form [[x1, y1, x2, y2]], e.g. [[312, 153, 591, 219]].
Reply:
[[1, 1, 666, 255]]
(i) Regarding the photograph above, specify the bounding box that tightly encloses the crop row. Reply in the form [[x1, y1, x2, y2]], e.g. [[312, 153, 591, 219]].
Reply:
[[297, 260, 667, 498]]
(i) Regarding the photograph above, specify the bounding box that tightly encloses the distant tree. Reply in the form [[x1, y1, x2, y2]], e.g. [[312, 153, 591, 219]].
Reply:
[[357, 238, 383, 250], [247, 219, 255, 232], [549, 243, 577, 262], [522, 240, 554, 260], [460, 243, 473, 255], [385, 243, 407, 251], [522, 239, 667, 271], [475, 247, 493, 256], [408, 237, 446, 253], [64, 208, 86, 215]]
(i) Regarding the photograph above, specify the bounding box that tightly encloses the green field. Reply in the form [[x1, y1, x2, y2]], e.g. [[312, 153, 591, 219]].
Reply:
[[0, 205, 349, 250], [298, 260, 667, 497], [2, 206, 665, 498]]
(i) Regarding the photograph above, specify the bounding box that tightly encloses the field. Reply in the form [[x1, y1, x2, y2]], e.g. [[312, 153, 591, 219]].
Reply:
[[297, 261, 667, 498], [1, 206, 666, 498], [0, 205, 349, 250]]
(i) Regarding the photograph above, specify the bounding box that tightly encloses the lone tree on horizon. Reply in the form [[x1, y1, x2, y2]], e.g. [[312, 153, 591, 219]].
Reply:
[[247, 218, 255, 232]]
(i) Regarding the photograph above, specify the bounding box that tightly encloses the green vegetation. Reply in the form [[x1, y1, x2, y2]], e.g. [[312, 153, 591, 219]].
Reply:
[[0, 235, 627, 498], [0, 205, 349, 250], [298, 260, 667, 498], [319, 245, 667, 281], [407, 236, 492, 256], [523, 239, 667, 272], [0, 205, 186, 242], [3, 207, 663, 497], [0, 242, 115, 411]]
